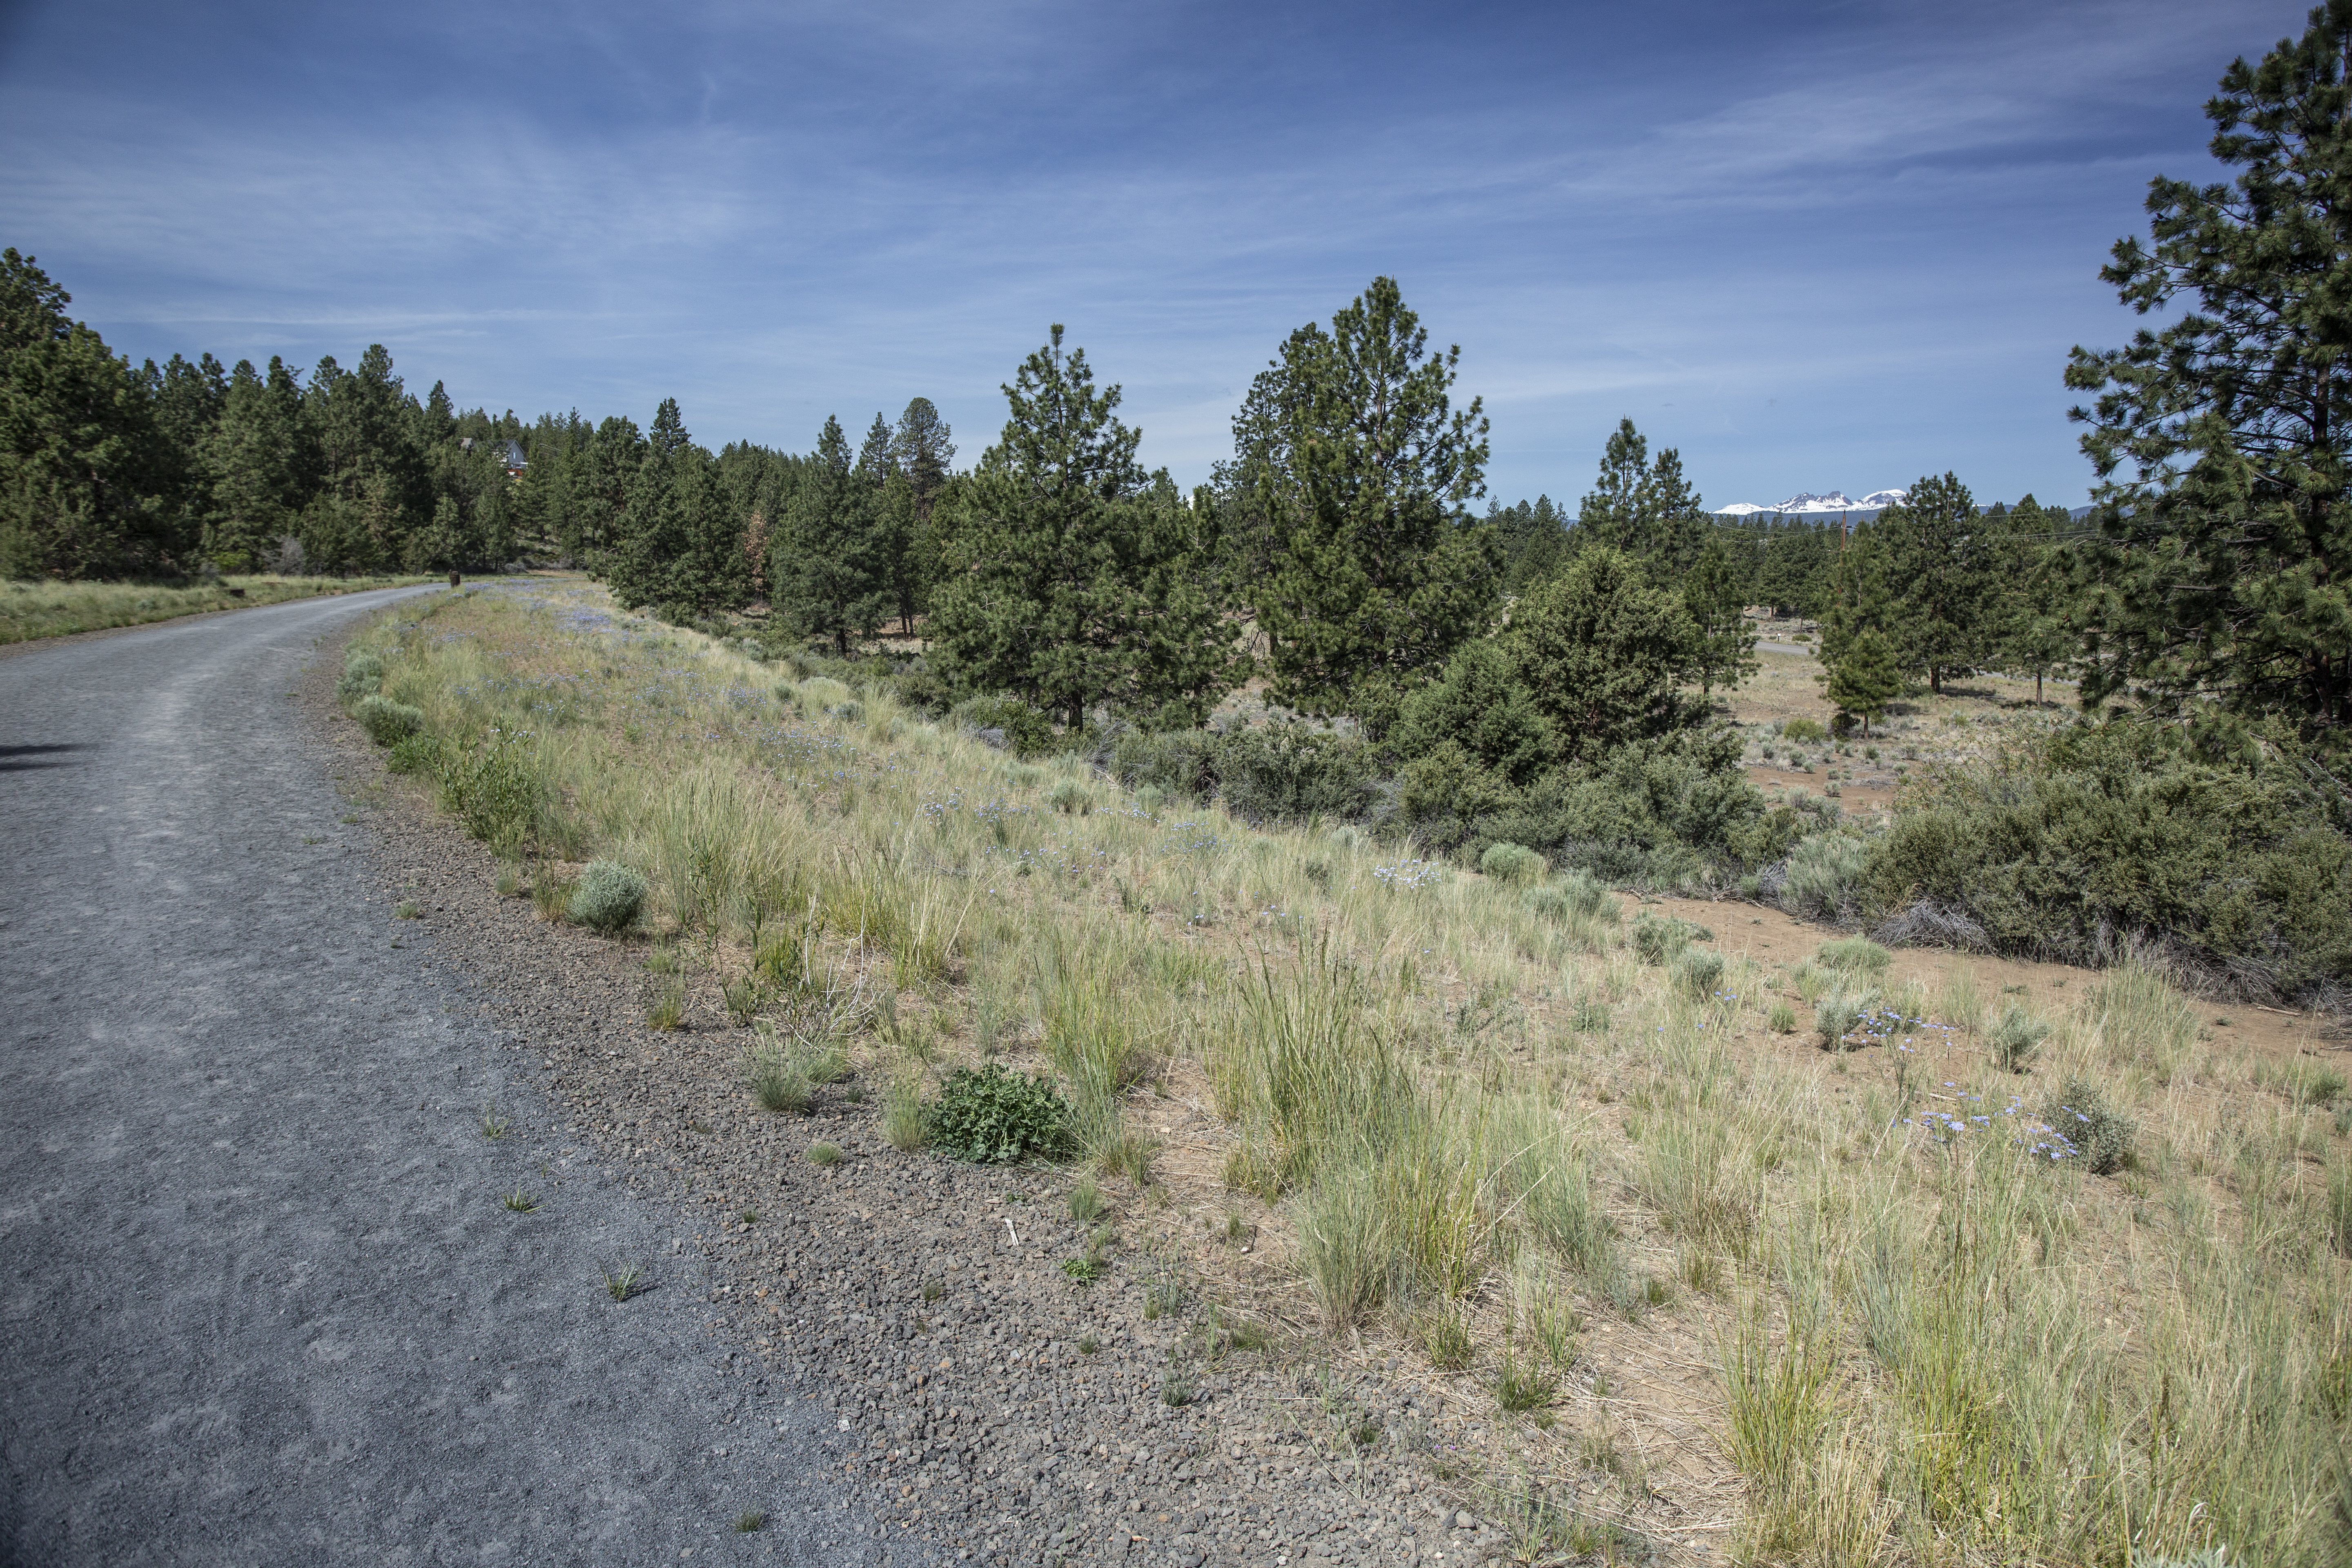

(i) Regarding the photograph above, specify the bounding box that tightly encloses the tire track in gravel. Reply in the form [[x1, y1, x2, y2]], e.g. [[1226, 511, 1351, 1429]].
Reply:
[[0, 588, 903, 1567]]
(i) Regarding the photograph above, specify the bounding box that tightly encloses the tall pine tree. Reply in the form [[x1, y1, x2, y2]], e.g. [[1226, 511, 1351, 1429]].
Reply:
[[1248, 277, 1497, 722], [203, 357, 311, 572], [2067, 0, 2352, 741], [930, 328, 1246, 726], [609, 398, 724, 612], [1875, 472, 1996, 693], [0, 249, 177, 578], [773, 414, 888, 653]]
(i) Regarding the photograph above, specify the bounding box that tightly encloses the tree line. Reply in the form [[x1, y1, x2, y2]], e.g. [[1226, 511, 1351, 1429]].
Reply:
[[7, 18, 2345, 776]]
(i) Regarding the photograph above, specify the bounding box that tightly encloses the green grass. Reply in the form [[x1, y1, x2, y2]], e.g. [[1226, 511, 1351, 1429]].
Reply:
[[808, 1141, 842, 1165], [0, 573, 433, 644], [602, 1263, 645, 1302]]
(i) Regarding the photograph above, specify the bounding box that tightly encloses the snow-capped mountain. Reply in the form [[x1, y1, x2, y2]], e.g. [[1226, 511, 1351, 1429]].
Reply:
[[1772, 491, 1861, 513], [1710, 488, 1907, 517]]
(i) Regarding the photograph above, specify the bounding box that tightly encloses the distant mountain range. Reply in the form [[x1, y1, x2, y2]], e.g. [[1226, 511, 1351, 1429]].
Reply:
[[1713, 489, 1906, 516], [1705, 491, 2096, 522]]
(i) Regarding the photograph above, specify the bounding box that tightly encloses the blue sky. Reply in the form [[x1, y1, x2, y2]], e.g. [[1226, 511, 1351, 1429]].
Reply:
[[0, 0, 2307, 509]]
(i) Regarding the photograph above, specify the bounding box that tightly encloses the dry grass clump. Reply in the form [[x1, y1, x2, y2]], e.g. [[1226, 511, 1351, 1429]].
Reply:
[[355, 579, 2352, 1567]]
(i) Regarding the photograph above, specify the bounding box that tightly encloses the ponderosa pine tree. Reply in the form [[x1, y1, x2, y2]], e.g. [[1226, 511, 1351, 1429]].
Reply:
[[1991, 497, 2079, 702], [1875, 472, 1996, 693], [1826, 628, 1902, 735], [893, 396, 955, 517], [202, 356, 311, 572], [930, 327, 1246, 727], [2067, 0, 2352, 742], [0, 248, 178, 578], [1818, 523, 1898, 672], [571, 416, 644, 570], [774, 414, 888, 653], [1509, 546, 1707, 762], [1755, 519, 1834, 619], [1684, 532, 1759, 696], [1574, 419, 1711, 576], [1246, 278, 1497, 722], [609, 398, 724, 612], [301, 345, 425, 572], [856, 412, 922, 635]]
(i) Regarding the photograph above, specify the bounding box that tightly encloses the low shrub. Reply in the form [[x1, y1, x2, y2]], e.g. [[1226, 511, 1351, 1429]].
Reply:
[[356, 694, 423, 746], [1773, 832, 1869, 922], [1862, 719, 2352, 1002], [1217, 720, 1380, 825], [1109, 728, 1221, 802], [1814, 987, 1883, 1051], [1480, 841, 1546, 883], [1782, 717, 1827, 743], [337, 648, 384, 705], [1477, 727, 1798, 873], [1816, 936, 1892, 976], [1047, 779, 1093, 815], [928, 1063, 1071, 1163], [1522, 869, 1619, 926], [569, 859, 648, 935], [957, 695, 1056, 759], [1671, 947, 1726, 1002], [1986, 1004, 2050, 1073], [437, 734, 539, 851], [1630, 912, 1710, 965], [2044, 1077, 2136, 1175], [387, 732, 438, 775]]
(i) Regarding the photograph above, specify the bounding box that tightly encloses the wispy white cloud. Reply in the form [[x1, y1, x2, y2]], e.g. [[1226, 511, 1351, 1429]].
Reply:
[[0, 0, 2307, 505]]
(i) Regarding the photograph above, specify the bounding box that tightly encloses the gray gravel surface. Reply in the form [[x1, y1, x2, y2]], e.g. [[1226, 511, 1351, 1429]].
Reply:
[[0, 591, 906, 1567]]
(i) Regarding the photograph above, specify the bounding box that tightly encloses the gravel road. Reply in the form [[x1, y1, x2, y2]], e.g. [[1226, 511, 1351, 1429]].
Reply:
[[0, 590, 902, 1567]]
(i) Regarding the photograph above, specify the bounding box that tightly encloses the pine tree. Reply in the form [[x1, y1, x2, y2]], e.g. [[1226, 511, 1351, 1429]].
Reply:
[[1509, 546, 1706, 762], [203, 357, 310, 572], [2066, 0, 2352, 741], [1248, 278, 1497, 721], [0, 248, 177, 578], [773, 414, 887, 653], [147, 352, 227, 536], [1826, 628, 1902, 735], [610, 398, 723, 612], [1574, 419, 1710, 574], [892, 396, 955, 517], [929, 327, 1246, 727], [853, 412, 920, 635], [1991, 497, 2078, 703], [1875, 472, 1996, 693], [1575, 420, 1650, 553], [1818, 523, 1897, 672], [880, 396, 957, 631], [301, 345, 425, 572], [1684, 532, 1760, 696]]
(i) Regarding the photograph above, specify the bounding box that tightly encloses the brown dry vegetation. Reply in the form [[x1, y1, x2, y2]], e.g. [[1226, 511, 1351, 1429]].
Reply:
[[359, 577, 2352, 1567]]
